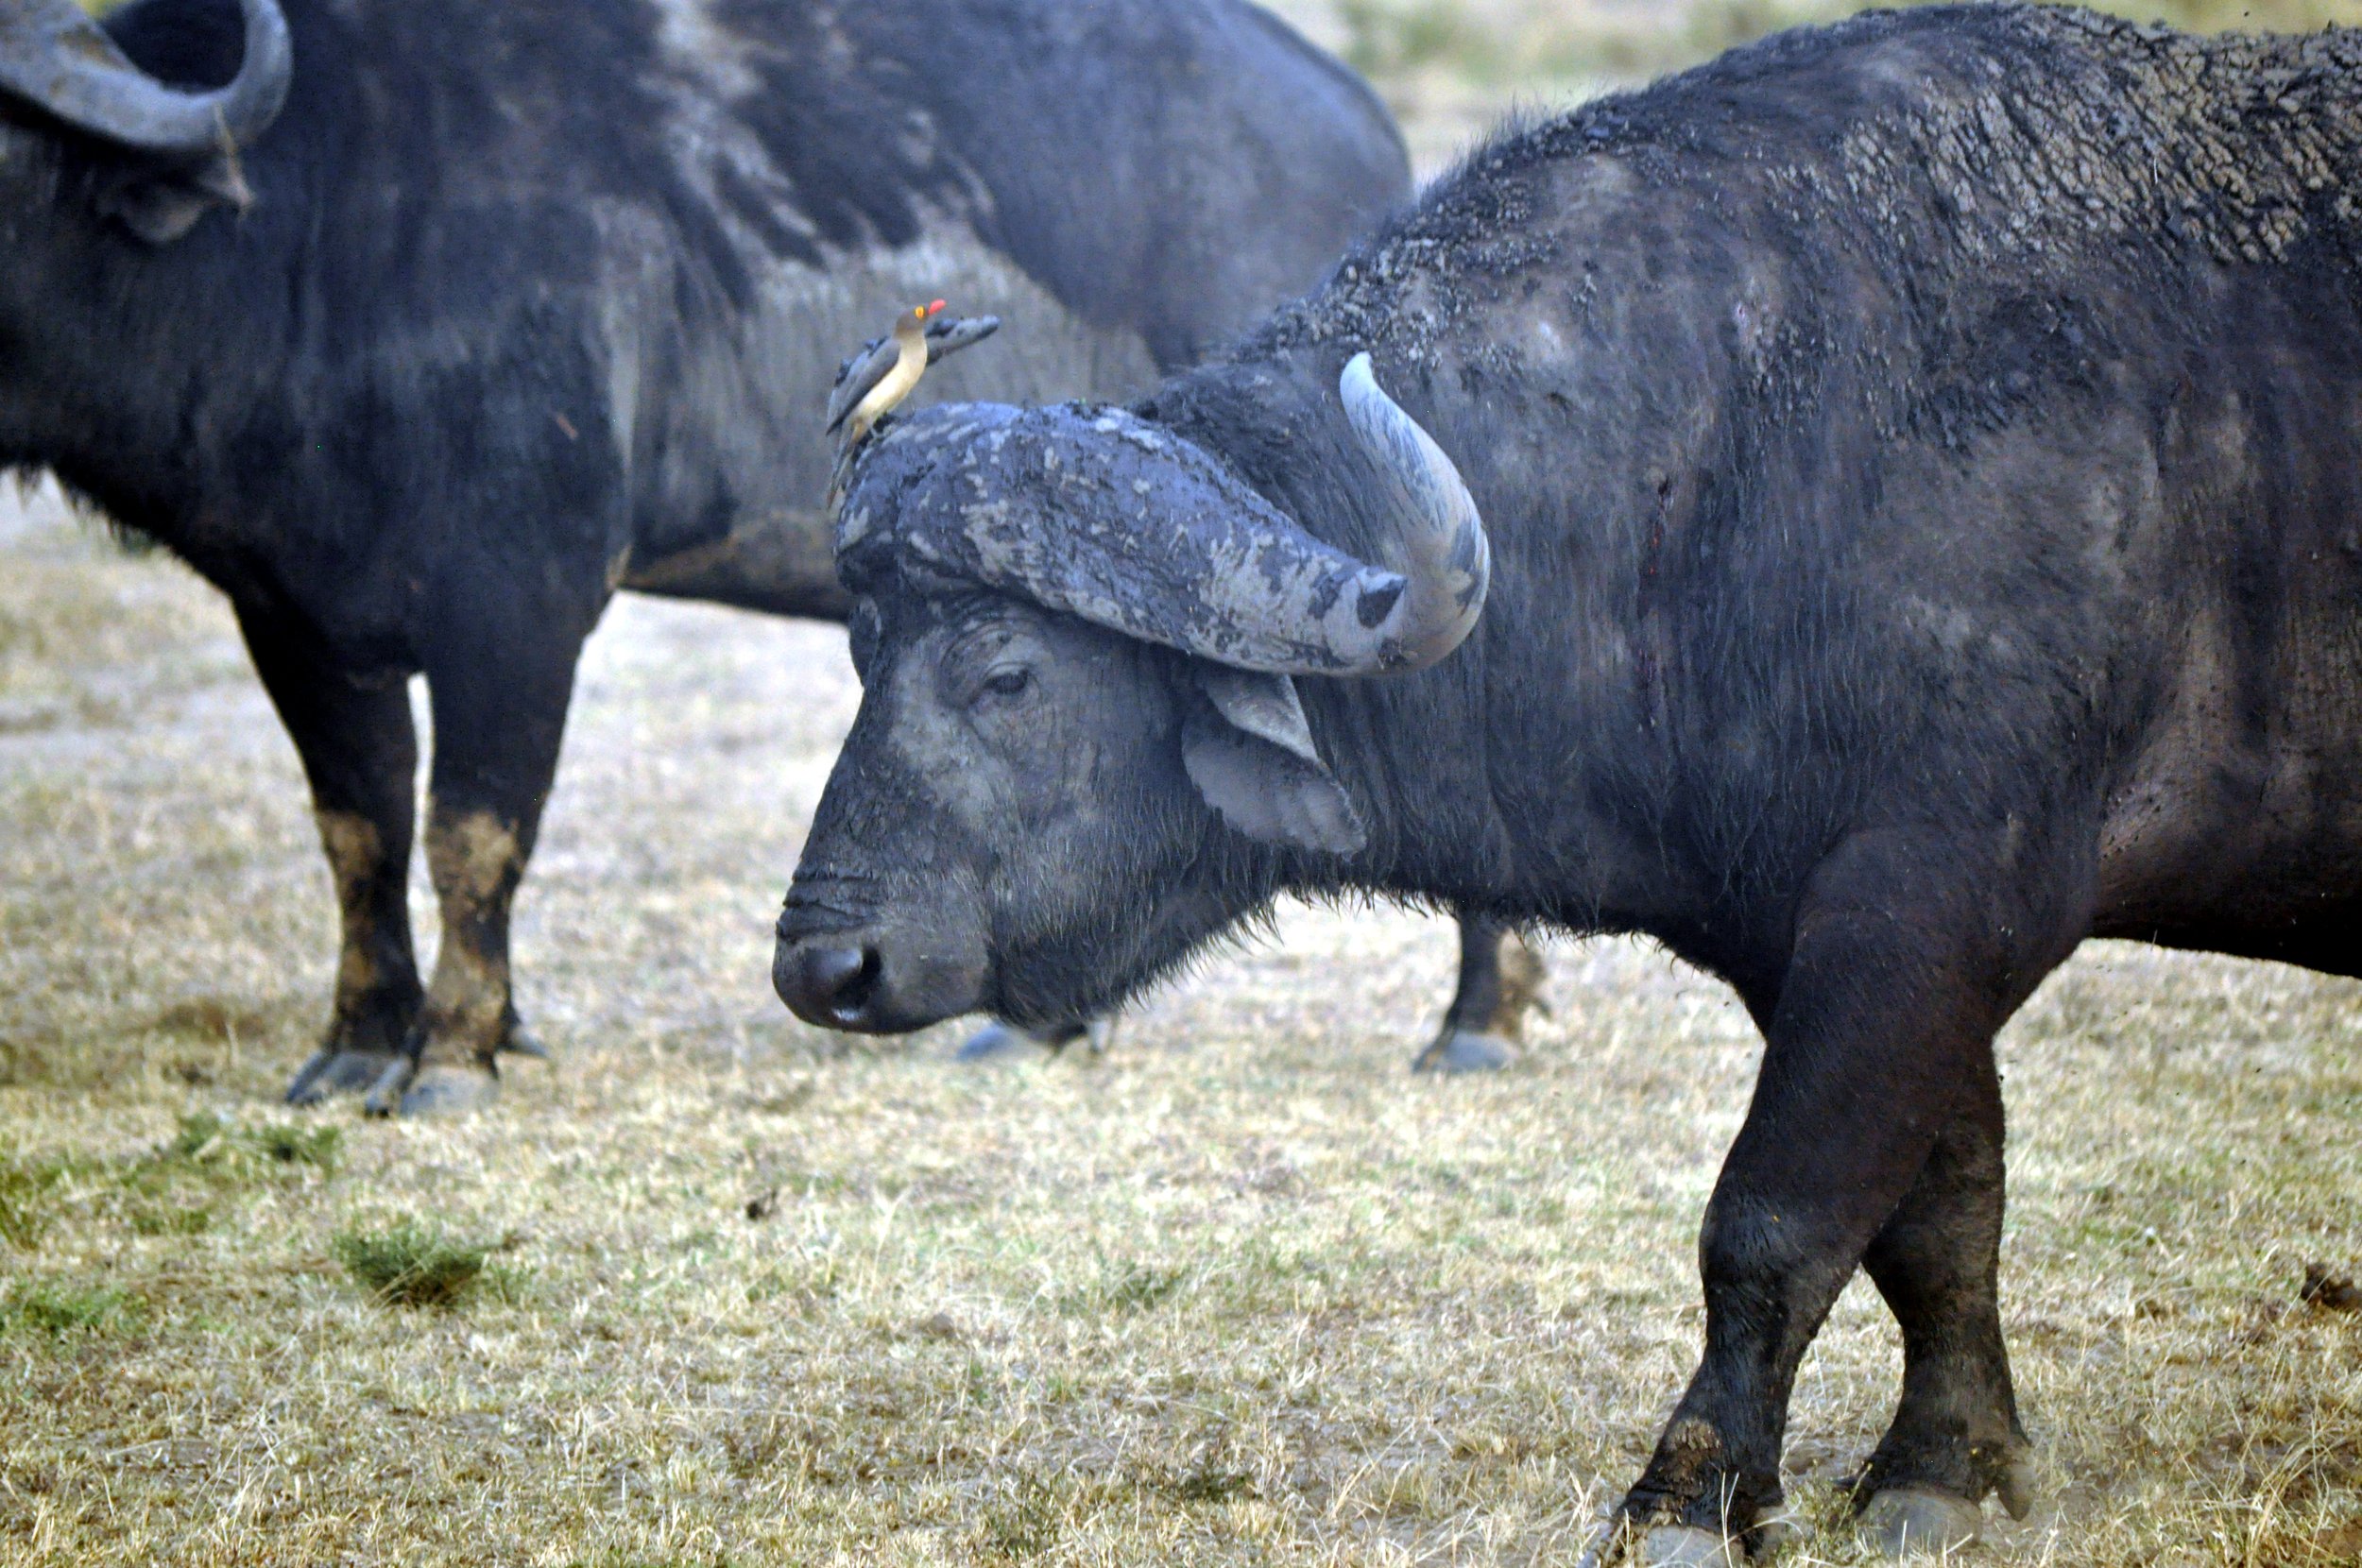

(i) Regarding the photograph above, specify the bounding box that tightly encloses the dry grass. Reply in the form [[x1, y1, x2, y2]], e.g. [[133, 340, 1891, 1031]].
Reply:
[[4, 471, 2359, 1566]]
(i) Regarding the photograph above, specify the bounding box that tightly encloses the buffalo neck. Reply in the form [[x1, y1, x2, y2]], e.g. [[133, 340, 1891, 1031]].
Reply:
[[5, 183, 301, 554], [1144, 354, 1725, 955]]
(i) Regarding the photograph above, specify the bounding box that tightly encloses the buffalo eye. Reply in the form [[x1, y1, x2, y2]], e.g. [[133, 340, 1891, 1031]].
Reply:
[[977, 667, 1034, 702]]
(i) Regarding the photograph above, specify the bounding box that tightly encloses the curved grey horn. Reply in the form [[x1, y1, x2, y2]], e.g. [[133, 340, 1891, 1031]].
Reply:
[[1337, 352, 1489, 672], [0, 0, 293, 158], [833, 362, 1487, 677], [836, 401, 1422, 675]]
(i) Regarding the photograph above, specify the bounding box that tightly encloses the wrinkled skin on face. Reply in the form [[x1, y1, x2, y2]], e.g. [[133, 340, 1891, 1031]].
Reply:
[[777, 589, 1243, 1032]]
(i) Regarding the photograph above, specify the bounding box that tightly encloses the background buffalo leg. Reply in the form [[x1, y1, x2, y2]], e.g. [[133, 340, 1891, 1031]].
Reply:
[[364, 620, 584, 1116], [239, 605, 425, 1106], [960, 914, 1545, 1066], [1412, 913, 1546, 1072]]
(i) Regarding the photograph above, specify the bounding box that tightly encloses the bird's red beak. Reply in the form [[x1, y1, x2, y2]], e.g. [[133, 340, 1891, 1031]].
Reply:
[[926, 298, 947, 316]]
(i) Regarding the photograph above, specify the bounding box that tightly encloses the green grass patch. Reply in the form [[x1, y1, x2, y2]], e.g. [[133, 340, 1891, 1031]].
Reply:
[[127, 1202, 214, 1236], [334, 1220, 521, 1309], [0, 1152, 67, 1250], [1062, 1255, 1190, 1315], [160, 1111, 340, 1174], [2, 1281, 139, 1339]]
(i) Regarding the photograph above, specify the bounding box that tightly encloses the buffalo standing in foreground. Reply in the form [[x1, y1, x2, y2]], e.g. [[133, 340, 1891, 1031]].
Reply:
[[777, 5, 2362, 1559], [0, 0, 1535, 1113]]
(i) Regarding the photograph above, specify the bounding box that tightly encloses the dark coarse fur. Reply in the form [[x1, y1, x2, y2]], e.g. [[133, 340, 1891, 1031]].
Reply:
[[0, 0, 1411, 1111], [783, 3, 2362, 1546]]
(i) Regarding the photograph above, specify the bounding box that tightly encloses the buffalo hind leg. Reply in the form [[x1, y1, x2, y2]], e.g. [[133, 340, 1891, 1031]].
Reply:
[[1606, 829, 2062, 1563], [239, 606, 426, 1106], [1851, 1058, 2033, 1555], [1412, 913, 1546, 1072], [364, 623, 583, 1116]]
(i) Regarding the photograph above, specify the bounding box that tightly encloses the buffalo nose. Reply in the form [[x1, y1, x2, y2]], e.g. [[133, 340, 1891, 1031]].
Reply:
[[774, 940, 881, 1026]]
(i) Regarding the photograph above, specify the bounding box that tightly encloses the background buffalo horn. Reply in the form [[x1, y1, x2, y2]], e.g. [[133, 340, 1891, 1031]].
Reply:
[[0, 0, 292, 159], [1336, 352, 1490, 673]]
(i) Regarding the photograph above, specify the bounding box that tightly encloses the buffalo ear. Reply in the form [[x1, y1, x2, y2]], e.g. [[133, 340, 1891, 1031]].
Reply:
[[94, 156, 250, 246], [1181, 665, 1365, 855]]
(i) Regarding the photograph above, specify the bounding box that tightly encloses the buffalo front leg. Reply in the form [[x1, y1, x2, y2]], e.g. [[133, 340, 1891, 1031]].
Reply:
[[1852, 1061, 2033, 1555], [363, 623, 584, 1117], [239, 606, 425, 1105], [1412, 913, 1546, 1072], [1606, 832, 2062, 1563]]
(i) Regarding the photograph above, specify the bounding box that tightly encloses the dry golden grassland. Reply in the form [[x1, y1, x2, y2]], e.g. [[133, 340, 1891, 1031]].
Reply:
[[4, 472, 2359, 1567]]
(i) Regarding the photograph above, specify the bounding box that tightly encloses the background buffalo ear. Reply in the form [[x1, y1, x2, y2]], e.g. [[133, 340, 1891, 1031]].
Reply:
[[1181, 665, 1365, 855], [94, 156, 249, 246]]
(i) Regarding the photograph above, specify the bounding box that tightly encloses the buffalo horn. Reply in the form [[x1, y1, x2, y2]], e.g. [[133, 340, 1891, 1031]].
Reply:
[[1335, 352, 1489, 672], [835, 356, 1486, 677], [0, 0, 293, 159]]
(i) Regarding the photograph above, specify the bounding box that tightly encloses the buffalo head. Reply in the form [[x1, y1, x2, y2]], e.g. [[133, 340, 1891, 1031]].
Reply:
[[2, 0, 292, 480], [774, 352, 1488, 1032], [0, 0, 290, 265]]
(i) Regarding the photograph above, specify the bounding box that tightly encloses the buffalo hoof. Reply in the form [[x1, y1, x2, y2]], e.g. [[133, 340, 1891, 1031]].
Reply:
[[386, 1062, 500, 1118], [1643, 1525, 1743, 1566], [283, 1047, 405, 1106], [1412, 1029, 1515, 1073], [1858, 1487, 1981, 1558], [954, 1018, 1108, 1061], [954, 1021, 1049, 1061], [1751, 1507, 1804, 1554], [499, 1023, 551, 1062], [1995, 1457, 2038, 1522]]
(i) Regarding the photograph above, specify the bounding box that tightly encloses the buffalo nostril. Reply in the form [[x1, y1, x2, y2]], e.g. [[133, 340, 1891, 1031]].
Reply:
[[778, 942, 881, 1025]]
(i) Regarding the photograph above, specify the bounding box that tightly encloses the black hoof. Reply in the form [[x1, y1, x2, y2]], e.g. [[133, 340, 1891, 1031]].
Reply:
[[396, 1062, 500, 1117], [284, 1047, 404, 1106], [1644, 1526, 1743, 1567], [954, 1021, 1053, 1061], [1858, 1487, 1981, 1558], [498, 1022, 551, 1061], [360, 1055, 415, 1117], [1412, 1029, 1515, 1073], [953, 1018, 1105, 1061]]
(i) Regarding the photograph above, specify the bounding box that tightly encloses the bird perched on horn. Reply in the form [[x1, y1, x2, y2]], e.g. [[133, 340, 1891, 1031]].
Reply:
[[826, 299, 1001, 447]]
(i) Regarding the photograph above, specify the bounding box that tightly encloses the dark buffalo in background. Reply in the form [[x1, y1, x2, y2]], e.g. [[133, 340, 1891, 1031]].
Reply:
[[777, 5, 2362, 1559], [0, 0, 1536, 1115]]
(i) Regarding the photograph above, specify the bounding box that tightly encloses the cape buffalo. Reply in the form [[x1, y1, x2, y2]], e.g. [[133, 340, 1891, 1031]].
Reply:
[[0, 0, 1535, 1113], [776, 5, 2362, 1558]]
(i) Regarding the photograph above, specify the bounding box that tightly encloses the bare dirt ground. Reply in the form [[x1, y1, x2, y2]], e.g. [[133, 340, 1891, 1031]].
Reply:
[[6, 475, 2360, 1566]]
